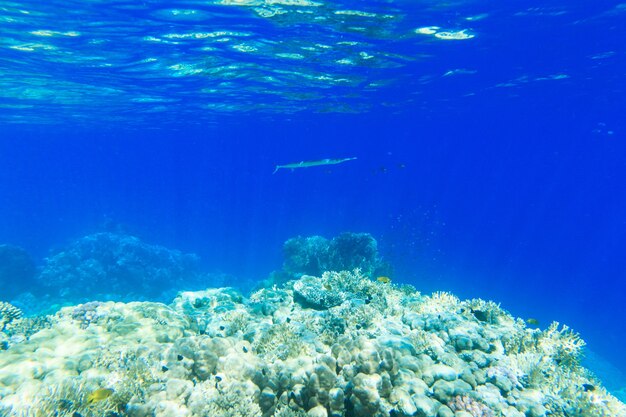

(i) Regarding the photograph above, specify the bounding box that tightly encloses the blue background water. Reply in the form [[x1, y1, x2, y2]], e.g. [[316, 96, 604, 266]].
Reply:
[[1, 0, 625, 386]]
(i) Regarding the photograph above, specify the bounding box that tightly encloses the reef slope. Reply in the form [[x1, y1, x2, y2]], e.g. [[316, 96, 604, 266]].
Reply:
[[1, 270, 624, 417]]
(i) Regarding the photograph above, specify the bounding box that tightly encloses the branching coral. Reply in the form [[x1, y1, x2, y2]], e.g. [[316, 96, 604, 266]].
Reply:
[[509, 351, 548, 388], [223, 310, 251, 336], [539, 322, 586, 367], [189, 380, 262, 417], [409, 291, 460, 316], [505, 322, 616, 417], [323, 269, 373, 297], [407, 328, 446, 358], [92, 346, 165, 411], [505, 321, 585, 381], [273, 404, 308, 417], [344, 304, 378, 331], [462, 298, 512, 325], [1, 313, 54, 349], [13, 377, 120, 417], [293, 275, 346, 310], [542, 369, 626, 417], [253, 322, 309, 360], [322, 269, 399, 314], [501, 319, 540, 355], [317, 311, 348, 345], [575, 387, 626, 417], [292, 269, 394, 312]]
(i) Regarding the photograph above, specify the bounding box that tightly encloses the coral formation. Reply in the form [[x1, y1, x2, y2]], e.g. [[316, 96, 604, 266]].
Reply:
[[0, 301, 22, 331], [37, 232, 204, 301], [280, 233, 390, 282], [0, 314, 54, 351], [293, 275, 346, 310], [70, 301, 105, 329], [0, 270, 624, 417], [449, 394, 495, 417]]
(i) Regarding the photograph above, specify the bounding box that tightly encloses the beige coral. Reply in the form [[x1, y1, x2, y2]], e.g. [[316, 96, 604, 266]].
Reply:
[[0, 273, 623, 417], [0, 301, 22, 331]]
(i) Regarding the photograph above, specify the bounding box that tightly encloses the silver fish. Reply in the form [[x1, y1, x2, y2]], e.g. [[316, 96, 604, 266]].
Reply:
[[273, 157, 357, 174]]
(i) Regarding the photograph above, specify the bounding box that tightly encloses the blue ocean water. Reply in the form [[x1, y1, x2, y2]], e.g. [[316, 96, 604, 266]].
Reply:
[[0, 0, 625, 391]]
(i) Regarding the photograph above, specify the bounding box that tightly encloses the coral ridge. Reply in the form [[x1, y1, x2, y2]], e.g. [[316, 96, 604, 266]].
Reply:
[[0, 270, 624, 417]]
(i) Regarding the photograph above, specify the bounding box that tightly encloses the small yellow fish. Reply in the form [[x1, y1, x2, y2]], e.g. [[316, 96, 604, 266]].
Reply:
[[526, 318, 539, 326], [376, 276, 391, 284], [87, 388, 113, 404], [323, 283, 332, 291]]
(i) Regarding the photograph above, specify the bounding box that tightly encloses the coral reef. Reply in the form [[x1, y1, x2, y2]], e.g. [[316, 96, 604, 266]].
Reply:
[[37, 232, 204, 301], [0, 270, 624, 417], [69, 301, 105, 328], [449, 394, 495, 417], [0, 302, 22, 331], [293, 275, 346, 310], [281, 232, 390, 281], [0, 314, 54, 351]]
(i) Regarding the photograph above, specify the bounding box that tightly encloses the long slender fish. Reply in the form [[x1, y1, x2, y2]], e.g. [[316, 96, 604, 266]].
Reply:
[[273, 157, 357, 174]]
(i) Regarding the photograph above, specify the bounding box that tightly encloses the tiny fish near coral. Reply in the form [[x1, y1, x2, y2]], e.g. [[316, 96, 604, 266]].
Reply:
[[526, 318, 539, 326], [86, 388, 113, 404]]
